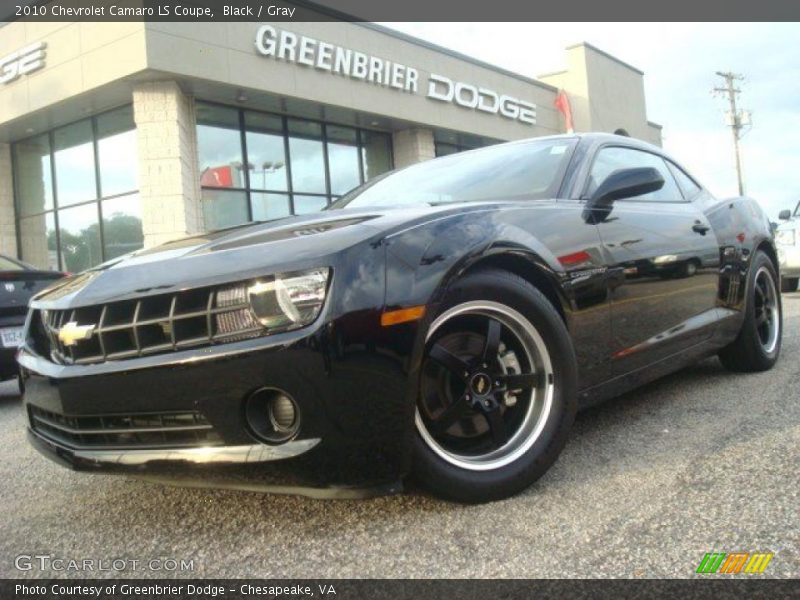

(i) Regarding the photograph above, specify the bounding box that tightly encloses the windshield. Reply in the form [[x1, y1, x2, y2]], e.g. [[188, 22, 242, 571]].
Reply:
[[795, 200, 800, 217], [332, 137, 576, 210]]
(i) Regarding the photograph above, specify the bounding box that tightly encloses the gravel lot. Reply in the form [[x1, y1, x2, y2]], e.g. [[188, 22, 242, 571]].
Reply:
[[1, 294, 798, 579]]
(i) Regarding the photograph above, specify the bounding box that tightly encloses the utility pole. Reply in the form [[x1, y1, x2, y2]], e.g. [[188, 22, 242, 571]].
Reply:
[[713, 71, 747, 196]]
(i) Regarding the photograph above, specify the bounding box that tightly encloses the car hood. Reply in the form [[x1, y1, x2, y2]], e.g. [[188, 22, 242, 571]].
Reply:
[[30, 203, 509, 309]]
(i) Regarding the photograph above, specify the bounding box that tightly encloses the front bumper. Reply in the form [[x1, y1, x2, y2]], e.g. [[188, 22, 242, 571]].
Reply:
[[778, 245, 800, 277], [19, 311, 420, 490]]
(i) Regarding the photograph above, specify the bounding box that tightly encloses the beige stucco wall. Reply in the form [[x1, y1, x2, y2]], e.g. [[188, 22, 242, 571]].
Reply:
[[133, 81, 202, 248], [540, 43, 661, 145], [392, 128, 436, 168], [0, 21, 147, 129]]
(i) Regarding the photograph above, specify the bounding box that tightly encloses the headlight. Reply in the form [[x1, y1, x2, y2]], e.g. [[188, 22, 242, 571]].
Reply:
[[776, 229, 796, 246], [215, 268, 330, 339], [654, 254, 678, 264]]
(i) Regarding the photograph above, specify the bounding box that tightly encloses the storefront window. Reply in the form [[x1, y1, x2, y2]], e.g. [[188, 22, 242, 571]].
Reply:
[[288, 119, 326, 194], [201, 188, 249, 231], [251, 192, 291, 221], [196, 101, 393, 230], [327, 126, 361, 196], [97, 106, 138, 197], [12, 106, 142, 272], [245, 112, 288, 192], [57, 203, 102, 273], [102, 193, 144, 260], [294, 195, 329, 215], [53, 120, 96, 207], [361, 131, 392, 182]]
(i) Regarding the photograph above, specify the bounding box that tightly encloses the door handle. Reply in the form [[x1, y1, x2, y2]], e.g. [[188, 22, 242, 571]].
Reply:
[[692, 222, 710, 235]]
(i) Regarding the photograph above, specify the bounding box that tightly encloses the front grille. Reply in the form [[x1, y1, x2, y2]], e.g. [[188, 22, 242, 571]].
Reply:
[[29, 406, 223, 450], [31, 284, 263, 365]]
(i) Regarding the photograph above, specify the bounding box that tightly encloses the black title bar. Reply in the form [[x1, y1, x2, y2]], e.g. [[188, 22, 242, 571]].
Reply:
[[3, 579, 800, 600], [3, 0, 800, 22]]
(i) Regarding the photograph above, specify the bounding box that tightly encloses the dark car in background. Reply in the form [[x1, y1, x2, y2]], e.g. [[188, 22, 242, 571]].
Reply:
[[1, 255, 65, 385], [18, 134, 781, 503]]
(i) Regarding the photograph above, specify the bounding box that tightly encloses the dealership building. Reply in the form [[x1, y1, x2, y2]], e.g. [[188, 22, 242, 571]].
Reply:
[[0, 16, 662, 273]]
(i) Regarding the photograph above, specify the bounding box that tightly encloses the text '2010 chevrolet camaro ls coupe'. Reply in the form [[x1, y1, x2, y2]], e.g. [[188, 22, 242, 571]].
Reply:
[[18, 134, 781, 503]]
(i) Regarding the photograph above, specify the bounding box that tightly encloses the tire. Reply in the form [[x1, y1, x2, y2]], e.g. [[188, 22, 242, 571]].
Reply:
[[781, 277, 798, 293], [411, 268, 577, 503], [719, 251, 782, 372]]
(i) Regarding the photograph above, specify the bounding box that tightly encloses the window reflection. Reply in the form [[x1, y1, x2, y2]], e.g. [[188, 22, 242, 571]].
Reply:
[[202, 188, 249, 230], [102, 193, 143, 260], [288, 120, 326, 194], [57, 203, 102, 273], [13, 106, 143, 272], [251, 192, 291, 221], [53, 120, 97, 207], [361, 131, 392, 181], [245, 112, 288, 192], [327, 126, 360, 195], [195, 102, 394, 227], [197, 104, 244, 189], [294, 195, 328, 214], [97, 106, 138, 197], [18, 213, 58, 271]]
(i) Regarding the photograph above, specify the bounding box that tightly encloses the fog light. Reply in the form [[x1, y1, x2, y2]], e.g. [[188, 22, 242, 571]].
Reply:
[[269, 393, 297, 433], [245, 387, 300, 443]]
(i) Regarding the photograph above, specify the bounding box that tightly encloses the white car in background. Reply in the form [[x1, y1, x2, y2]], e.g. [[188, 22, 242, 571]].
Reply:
[[776, 201, 800, 292]]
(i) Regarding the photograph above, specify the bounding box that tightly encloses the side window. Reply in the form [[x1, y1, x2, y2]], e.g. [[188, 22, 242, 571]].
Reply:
[[666, 161, 702, 199], [586, 146, 683, 202]]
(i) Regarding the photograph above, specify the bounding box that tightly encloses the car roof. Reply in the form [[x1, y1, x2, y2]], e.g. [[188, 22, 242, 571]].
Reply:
[[507, 132, 662, 152]]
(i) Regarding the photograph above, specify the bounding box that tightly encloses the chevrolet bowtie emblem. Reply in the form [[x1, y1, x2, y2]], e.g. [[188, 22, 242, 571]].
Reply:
[[57, 321, 95, 347]]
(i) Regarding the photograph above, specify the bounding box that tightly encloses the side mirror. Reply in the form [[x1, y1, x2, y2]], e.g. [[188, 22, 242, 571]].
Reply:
[[589, 167, 665, 207], [779, 209, 792, 220]]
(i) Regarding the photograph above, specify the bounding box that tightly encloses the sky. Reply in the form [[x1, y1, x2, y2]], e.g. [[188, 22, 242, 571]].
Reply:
[[380, 22, 800, 220]]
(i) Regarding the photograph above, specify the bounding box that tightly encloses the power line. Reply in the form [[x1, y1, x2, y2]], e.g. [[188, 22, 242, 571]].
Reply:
[[712, 71, 750, 196]]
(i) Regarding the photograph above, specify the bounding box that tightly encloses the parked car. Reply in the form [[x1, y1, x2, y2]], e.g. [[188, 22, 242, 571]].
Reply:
[[776, 201, 800, 292], [18, 134, 781, 503], [0, 255, 65, 388]]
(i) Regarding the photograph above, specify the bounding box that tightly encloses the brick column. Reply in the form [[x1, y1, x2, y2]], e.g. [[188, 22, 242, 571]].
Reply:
[[133, 81, 202, 248], [0, 143, 17, 258], [392, 128, 435, 169]]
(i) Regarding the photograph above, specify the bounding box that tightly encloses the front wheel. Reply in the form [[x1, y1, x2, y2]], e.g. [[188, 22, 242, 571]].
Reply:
[[719, 251, 782, 372], [411, 269, 577, 503]]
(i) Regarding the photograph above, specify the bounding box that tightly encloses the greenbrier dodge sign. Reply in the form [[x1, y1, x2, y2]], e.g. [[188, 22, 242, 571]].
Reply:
[[255, 25, 537, 125]]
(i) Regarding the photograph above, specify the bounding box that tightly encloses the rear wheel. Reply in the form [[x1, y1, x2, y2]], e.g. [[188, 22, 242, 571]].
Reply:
[[412, 269, 577, 503], [719, 251, 782, 372], [781, 276, 798, 293]]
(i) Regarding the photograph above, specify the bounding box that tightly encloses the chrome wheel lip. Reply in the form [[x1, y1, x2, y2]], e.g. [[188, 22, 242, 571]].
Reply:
[[415, 300, 555, 472], [755, 266, 780, 354]]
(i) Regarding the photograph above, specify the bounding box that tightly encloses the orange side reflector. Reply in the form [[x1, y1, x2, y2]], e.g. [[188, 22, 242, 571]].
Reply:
[[381, 305, 426, 327]]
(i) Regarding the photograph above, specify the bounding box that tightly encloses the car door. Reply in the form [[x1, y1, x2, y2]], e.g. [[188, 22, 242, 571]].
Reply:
[[583, 145, 720, 376]]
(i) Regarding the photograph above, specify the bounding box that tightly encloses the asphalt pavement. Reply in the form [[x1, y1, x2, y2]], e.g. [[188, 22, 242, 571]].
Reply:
[[1, 294, 798, 579]]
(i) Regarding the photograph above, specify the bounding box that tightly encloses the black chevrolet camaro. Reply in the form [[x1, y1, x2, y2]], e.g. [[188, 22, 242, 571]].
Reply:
[[18, 134, 781, 503]]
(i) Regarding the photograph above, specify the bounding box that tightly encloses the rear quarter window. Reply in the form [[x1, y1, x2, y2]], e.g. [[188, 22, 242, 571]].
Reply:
[[666, 161, 702, 199]]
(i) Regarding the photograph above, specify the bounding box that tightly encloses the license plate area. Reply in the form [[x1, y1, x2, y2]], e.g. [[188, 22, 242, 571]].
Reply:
[[0, 327, 24, 348]]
